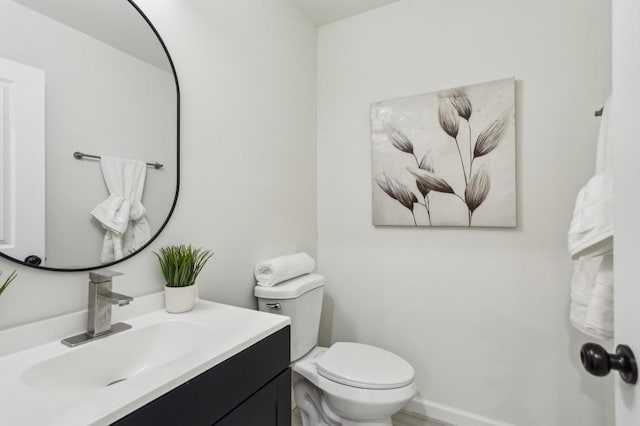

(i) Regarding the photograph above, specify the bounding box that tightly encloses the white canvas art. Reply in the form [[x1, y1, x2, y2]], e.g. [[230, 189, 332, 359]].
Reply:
[[371, 78, 516, 227]]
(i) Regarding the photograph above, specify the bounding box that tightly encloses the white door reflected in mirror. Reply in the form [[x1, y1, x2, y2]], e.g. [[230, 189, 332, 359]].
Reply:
[[0, 56, 45, 265]]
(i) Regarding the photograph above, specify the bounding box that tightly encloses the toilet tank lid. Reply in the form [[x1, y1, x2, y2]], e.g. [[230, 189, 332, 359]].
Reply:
[[254, 273, 325, 299]]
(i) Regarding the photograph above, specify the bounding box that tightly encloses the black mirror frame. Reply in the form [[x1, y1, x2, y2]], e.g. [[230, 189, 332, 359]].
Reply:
[[0, 0, 180, 272]]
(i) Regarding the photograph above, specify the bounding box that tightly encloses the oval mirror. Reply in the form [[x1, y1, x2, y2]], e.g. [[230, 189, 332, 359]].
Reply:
[[0, 0, 179, 271]]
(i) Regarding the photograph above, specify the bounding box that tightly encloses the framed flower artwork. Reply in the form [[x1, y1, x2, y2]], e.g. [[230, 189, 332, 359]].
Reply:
[[371, 78, 516, 227]]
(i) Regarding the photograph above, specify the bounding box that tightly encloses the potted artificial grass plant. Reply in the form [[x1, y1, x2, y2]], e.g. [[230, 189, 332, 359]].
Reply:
[[154, 245, 213, 313]]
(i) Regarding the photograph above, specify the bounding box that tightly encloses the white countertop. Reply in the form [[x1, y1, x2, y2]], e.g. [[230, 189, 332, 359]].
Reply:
[[0, 298, 290, 425]]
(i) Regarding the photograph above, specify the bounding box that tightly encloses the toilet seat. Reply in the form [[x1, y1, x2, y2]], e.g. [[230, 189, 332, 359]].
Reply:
[[293, 346, 418, 423], [316, 342, 415, 390]]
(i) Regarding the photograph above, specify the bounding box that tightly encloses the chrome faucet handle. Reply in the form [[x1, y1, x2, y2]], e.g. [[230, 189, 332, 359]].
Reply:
[[99, 291, 133, 306], [91, 268, 133, 306], [89, 269, 123, 283]]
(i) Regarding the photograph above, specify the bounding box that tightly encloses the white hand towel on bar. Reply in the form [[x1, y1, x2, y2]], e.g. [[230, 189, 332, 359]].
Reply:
[[90, 156, 151, 263], [568, 97, 614, 340], [255, 252, 315, 286]]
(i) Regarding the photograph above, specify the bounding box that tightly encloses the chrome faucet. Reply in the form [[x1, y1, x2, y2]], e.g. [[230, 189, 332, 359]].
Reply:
[[62, 269, 133, 347], [87, 269, 133, 336]]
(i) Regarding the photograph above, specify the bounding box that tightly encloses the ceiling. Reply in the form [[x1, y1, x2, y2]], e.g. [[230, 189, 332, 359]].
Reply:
[[293, 0, 400, 27], [12, 0, 401, 67]]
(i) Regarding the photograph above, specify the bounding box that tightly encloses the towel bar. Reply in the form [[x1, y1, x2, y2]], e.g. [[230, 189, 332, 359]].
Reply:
[[73, 151, 163, 169]]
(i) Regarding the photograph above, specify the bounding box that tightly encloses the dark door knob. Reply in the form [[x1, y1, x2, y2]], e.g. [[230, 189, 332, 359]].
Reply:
[[24, 255, 42, 266], [581, 343, 638, 384]]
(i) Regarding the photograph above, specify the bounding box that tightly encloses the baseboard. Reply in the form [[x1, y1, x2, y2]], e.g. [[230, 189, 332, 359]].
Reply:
[[403, 396, 514, 426]]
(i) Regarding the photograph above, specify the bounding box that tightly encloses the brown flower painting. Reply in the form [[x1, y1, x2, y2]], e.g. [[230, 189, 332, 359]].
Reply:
[[371, 78, 516, 227]]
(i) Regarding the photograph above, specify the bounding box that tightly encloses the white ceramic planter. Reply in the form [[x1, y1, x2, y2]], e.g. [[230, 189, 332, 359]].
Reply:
[[164, 284, 198, 313]]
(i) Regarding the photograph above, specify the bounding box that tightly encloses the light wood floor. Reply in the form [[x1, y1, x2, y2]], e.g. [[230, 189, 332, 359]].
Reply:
[[291, 407, 452, 426]]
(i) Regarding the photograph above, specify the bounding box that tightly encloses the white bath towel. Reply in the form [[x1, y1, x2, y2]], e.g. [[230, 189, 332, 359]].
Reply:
[[91, 156, 151, 263], [568, 173, 613, 260], [568, 98, 614, 339], [584, 255, 614, 338], [255, 252, 316, 286], [569, 256, 614, 339]]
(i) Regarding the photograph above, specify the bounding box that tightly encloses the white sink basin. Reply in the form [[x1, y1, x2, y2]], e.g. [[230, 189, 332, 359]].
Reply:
[[0, 297, 290, 426], [21, 321, 214, 395]]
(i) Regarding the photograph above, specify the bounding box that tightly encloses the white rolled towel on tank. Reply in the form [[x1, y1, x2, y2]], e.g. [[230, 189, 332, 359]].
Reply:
[[255, 252, 316, 286]]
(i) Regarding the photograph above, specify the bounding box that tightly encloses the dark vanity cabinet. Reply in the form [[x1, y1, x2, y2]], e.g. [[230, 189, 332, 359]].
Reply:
[[113, 326, 291, 426]]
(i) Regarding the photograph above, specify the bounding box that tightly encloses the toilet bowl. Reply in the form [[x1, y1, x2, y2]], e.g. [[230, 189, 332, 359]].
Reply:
[[255, 274, 417, 426], [293, 346, 417, 426]]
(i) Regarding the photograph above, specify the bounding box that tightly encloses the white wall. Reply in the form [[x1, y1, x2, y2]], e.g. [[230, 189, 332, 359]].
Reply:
[[316, 0, 612, 425], [0, 0, 176, 267], [0, 0, 317, 328]]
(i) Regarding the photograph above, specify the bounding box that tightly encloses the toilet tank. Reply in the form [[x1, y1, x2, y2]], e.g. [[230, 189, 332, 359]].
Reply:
[[255, 273, 324, 362]]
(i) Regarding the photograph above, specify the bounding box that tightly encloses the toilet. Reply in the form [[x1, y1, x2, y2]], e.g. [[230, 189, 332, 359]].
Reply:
[[255, 273, 417, 426]]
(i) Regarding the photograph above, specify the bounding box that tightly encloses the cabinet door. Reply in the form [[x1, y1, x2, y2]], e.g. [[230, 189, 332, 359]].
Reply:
[[216, 378, 277, 425], [216, 369, 291, 426]]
